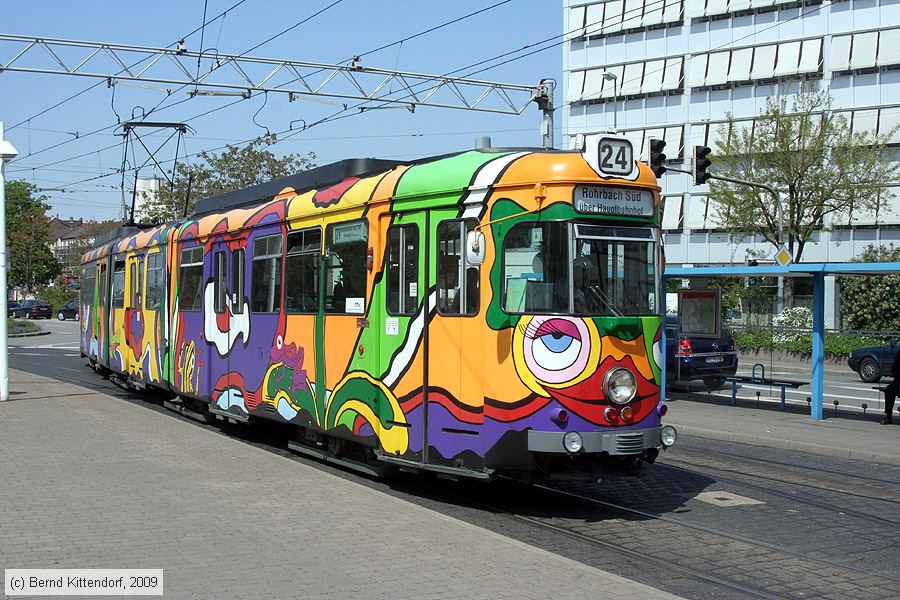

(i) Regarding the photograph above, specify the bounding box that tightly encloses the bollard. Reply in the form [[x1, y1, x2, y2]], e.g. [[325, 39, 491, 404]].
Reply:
[[862, 403, 868, 416], [731, 380, 738, 406]]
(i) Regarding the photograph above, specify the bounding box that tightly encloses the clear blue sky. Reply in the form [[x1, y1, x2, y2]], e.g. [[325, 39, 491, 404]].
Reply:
[[0, 0, 563, 221]]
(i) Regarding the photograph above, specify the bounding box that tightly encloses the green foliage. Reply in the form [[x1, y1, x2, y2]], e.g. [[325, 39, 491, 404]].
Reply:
[[708, 83, 899, 264], [840, 244, 900, 332], [139, 135, 316, 222], [35, 280, 77, 313], [4, 180, 61, 289], [735, 329, 887, 357], [8, 318, 40, 335]]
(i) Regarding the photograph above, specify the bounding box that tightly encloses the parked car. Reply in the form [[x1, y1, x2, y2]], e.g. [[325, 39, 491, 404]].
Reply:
[[665, 315, 739, 389], [57, 299, 79, 321], [848, 340, 899, 383], [7, 300, 20, 317], [11, 300, 52, 319]]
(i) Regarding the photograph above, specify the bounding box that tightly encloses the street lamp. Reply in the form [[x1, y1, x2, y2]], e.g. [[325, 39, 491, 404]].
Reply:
[[0, 123, 19, 402], [602, 71, 618, 132]]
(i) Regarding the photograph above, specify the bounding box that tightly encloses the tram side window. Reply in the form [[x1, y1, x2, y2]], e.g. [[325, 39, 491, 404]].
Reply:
[[501, 222, 568, 313], [213, 251, 227, 314], [231, 249, 245, 315], [437, 220, 479, 316], [111, 261, 126, 308], [179, 246, 203, 311], [284, 227, 321, 314], [251, 234, 283, 313], [129, 259, 142, 308], [81, 266, 95, 307], [144, 253, 164, 311], [98, 264, 107, 307], [386, 224, 418, 316], [325, 220, 367, 314]]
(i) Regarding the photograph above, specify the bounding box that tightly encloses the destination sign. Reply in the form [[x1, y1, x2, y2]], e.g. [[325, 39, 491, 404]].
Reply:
[[573, 186, 654, 217]]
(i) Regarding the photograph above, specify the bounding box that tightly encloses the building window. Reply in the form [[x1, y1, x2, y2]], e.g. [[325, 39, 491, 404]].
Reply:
[[325, 220, 368, 314], [179, 246, 203, 312], [437, 220, 480, 316], [251, 234, 283, 314], [284, 227, 321, 314], [386, 224, 419, 316]]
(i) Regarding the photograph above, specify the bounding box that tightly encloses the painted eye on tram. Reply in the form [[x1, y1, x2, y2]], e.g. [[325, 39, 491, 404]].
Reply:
[[531, 319, 583, 371]]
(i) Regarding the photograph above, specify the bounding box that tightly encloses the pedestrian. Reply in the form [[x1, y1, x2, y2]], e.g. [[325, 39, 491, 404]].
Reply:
[[882, 347, 900, 424]]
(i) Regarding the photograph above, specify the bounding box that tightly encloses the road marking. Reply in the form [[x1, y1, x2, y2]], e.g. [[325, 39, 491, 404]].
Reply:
[[695, 491, 765, 507]]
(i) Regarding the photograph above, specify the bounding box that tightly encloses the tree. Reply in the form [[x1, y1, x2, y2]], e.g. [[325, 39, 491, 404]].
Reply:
[[840, 244, 900, 332], [60, 219, 120, 276], [709, 85, 898, 265], [5, 180, 61, 290], [139, 135, 316, 222]]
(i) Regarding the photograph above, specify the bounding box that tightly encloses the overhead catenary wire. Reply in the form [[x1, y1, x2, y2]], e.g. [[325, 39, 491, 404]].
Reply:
[[6, 0, 250, 133], [10, 0, 518, 183], [8, 0, 346, 170]]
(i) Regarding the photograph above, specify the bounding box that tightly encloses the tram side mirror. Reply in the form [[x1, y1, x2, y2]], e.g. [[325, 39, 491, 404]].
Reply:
[[466, 230, 486, 266]]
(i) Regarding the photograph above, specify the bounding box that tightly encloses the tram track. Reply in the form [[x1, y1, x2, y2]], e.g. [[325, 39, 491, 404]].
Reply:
[[410, 475, 900, 600], [658, 461, 900, 529], [662, 447, 900, 507]]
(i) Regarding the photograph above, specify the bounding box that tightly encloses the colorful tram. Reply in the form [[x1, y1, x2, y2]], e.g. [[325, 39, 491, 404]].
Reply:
[[80, 135, 676, 481]]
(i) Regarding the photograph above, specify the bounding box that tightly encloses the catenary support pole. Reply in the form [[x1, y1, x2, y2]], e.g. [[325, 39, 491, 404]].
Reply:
[[810, 273, 825, 420], [0, 122, 19, 402]]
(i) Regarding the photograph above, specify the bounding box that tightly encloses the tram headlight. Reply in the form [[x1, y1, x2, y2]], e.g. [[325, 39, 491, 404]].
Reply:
[[563, 431, 583, 453], [660, 425, 677, 447], [603, 367, 636, 404]]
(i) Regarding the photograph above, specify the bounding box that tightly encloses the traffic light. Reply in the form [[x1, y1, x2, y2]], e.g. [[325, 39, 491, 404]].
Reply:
[[693, 145, 712, 185], [649, 138, 667, 178]]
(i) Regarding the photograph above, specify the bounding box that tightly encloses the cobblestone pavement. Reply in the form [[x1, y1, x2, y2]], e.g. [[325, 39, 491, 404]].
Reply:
[[0, 368, 681, 600]]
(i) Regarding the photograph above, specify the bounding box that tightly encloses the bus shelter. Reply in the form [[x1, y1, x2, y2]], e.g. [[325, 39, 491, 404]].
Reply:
[[661, 262, 900, 420]]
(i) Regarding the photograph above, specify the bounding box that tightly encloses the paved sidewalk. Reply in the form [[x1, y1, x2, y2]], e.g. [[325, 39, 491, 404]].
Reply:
[[665, 394, 900, 466], [0, 369, 681, 600]]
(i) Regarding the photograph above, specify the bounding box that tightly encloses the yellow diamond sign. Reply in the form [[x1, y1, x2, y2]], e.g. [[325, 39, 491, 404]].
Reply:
[[775, 246, 791, 266]]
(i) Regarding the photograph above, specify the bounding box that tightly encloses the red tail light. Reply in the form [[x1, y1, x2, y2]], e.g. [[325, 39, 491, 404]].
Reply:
[[678, 338, 693, 356]]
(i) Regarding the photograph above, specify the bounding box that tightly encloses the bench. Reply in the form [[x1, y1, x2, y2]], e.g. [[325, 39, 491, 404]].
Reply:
[[725, 363, 807, 411]]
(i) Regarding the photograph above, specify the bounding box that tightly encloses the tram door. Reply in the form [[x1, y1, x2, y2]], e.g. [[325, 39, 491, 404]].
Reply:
[[96, 260, 109, 366], [320, 219, 377, 439], [378, 213, 425, 462], [206, 240, 246, 407], [124, 254, 142, 379], [426, 218, 484, 470], [108, 257, 127, 372]]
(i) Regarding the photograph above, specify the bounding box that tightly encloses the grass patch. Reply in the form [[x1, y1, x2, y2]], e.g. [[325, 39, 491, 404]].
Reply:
[[8, 318, 41, 335]]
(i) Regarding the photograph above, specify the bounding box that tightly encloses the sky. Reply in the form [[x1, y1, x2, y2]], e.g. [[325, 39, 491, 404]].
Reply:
[[0, 0, 564, 221]]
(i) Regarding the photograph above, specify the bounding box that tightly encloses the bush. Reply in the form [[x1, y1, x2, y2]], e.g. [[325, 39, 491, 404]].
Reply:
[[8, 318, 40, 335], [772, 306, 812, 346], [735, 328, 888, 357]]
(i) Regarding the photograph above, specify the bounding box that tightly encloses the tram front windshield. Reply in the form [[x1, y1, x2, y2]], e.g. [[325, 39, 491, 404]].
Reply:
[[502, 222, 657, 316]]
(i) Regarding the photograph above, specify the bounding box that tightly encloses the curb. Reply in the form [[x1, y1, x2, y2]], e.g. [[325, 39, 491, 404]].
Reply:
[[672, 424, 900, 467], [8, 330, 50, 338]]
